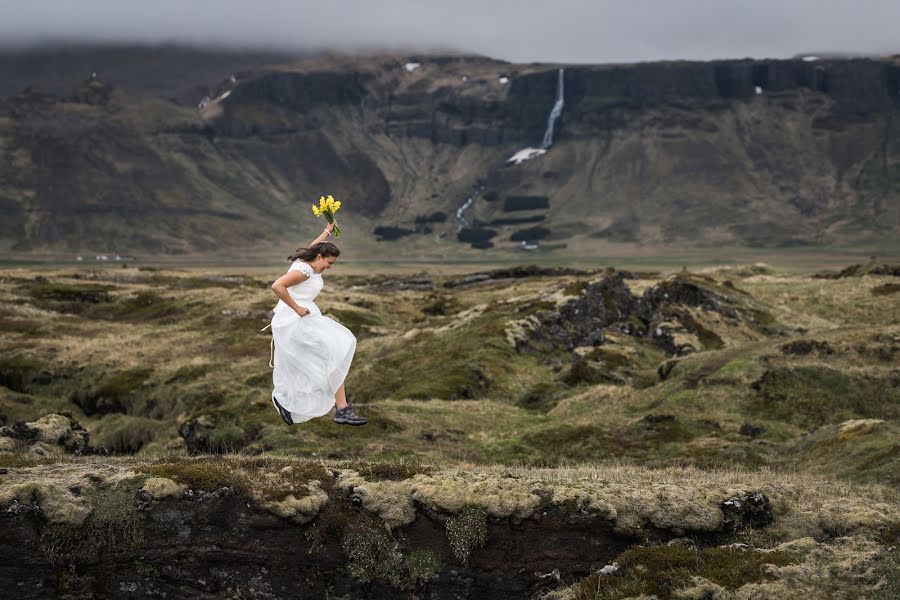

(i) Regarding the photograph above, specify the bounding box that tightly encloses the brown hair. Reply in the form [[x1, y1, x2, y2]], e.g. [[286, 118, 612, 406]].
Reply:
[[288, 241, 341, 262]]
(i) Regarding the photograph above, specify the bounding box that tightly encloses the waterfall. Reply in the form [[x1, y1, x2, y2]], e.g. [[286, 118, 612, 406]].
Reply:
[[455, 196, 473, 232], [540, 68, 564, 149], [507, 68, 565, 165]]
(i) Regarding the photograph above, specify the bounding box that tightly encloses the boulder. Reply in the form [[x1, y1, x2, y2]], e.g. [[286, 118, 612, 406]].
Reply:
[[533, 273, 638, 351], [721, 492, 774, 531], [0, 412, 89, 455]]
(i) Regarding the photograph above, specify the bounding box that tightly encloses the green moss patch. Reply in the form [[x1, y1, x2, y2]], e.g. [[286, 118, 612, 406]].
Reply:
[[350, 308, 551, 401], [41, 475, 145, 564], [103, 291, 190, 323], [166, 364, 212, 384], [446, 505, 488, 564], [91, 414, 170, 453], [0, 353, 46, 393], [26, 282, 114, 304], [573, 545, 797, 600], [327, 307, 383, 338], [750, 366, 900, 427], [307, 496, 441, 590], [69, 367, 154, 415], [141, 456, 330, 501], [343, 513, 442, 589]]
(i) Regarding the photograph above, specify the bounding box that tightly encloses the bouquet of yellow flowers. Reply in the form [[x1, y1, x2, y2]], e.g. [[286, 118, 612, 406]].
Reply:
[[311, 195, 342, 237]]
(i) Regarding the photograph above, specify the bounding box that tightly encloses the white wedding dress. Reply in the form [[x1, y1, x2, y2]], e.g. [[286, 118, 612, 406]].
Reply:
[[270, 260, 357, 423]]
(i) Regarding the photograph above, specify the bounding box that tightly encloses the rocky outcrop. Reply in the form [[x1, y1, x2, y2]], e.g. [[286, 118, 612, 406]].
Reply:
[[443, 265, 592, 288], [508, 271, 777, 358], [0, 413, 90, 457], [816, 262, 900, 278]]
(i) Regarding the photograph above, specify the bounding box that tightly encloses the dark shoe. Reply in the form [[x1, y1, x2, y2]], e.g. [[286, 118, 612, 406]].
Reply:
[[334, 404, 367, 426], [272, 396, 293, 425]]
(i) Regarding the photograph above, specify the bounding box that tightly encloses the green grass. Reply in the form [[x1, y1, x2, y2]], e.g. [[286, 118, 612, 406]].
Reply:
[[349, 306, 562, 402], [749, 366, 900, 427], [572, 545, 798, 600]]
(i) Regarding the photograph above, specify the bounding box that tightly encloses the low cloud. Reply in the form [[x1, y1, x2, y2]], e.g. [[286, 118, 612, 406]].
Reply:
[[1, 0, 898, 63]]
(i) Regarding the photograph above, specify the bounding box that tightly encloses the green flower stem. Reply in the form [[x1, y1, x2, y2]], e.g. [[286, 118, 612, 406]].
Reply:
[[325, 213, 342, 237]]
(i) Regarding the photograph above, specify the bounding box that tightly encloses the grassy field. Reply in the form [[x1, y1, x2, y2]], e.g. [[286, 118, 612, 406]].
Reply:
[[0, 259, 897, 480], [1, 258, 898, 597]]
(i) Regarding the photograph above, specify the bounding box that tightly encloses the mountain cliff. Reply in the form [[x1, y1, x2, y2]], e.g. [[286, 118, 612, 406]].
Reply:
[[1, 47, 898, 257]]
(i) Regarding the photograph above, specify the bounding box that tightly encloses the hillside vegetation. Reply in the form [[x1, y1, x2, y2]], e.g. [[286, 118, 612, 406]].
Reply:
[[2, 49, 899, 258]]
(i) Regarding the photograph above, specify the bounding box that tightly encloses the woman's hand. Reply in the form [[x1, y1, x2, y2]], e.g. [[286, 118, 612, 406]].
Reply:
[[295, 307, 311, 317], [325, 221, 336, 235]]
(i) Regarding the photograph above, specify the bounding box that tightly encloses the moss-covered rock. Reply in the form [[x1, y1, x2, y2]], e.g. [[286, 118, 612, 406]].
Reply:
[[140, 476, 184, 500]]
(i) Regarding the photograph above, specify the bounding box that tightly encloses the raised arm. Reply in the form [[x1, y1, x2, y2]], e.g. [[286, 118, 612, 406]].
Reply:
[[309, 221, 335, 247]]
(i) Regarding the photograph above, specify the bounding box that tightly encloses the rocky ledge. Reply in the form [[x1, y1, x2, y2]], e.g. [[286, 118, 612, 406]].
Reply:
[[0, 455, 897, 599]]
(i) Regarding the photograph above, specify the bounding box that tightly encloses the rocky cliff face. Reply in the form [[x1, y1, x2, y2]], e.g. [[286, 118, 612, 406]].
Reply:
[[1, 49, 898, 256], [1, 456, 896, 599]]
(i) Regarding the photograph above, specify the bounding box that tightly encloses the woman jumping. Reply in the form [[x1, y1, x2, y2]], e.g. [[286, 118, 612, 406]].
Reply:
[[269, 221, 366, 426]]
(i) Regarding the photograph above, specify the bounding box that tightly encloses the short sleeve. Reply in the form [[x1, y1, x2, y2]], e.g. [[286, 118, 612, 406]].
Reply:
[[289, 261, 315, 278]]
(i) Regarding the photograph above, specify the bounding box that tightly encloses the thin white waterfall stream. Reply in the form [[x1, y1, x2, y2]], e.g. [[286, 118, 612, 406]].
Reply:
[[540, 68, 565, 149], [455, 196, 473, 232], [507, 68, 565, 165]]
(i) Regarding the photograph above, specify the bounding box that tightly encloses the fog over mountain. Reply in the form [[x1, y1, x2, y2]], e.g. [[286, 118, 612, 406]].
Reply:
[[1, 0, 898, 63]]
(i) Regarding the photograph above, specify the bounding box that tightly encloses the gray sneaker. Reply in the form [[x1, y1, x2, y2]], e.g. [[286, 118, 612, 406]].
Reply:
[[334, 404, 367, 426], [272, 396, 293, 425]]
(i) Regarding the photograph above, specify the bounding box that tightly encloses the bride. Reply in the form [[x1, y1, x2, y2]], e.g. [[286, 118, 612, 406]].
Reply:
[[269, 221, 367, 426]]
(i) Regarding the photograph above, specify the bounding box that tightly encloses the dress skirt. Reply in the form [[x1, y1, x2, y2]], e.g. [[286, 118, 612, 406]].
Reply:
[[270, 304, 357, 423]]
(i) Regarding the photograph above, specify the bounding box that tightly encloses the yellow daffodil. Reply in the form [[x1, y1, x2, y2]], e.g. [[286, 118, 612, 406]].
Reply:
[[310, 193, 344, 237]]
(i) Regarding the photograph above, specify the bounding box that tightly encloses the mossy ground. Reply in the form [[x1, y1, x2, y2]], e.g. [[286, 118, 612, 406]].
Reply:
[[571, 545, 798, 600], [0, 263, 897, 486]]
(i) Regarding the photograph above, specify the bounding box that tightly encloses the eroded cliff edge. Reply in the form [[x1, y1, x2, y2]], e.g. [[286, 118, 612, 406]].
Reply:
[[1, 455, 897, 599]]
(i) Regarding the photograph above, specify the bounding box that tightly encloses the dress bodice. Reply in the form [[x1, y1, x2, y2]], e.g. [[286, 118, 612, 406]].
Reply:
[[286, 260, 323, 303], [272, 260, 324, 316]]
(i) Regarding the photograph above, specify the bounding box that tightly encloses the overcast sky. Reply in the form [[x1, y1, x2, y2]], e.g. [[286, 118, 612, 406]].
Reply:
[[1, 0, 898, 64]]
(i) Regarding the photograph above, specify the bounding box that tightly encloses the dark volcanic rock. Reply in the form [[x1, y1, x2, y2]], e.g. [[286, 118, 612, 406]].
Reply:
[[638, 276, 740, 320], [443, 265, 591, 288], [816, 262, 900, 279], [636, 274, 767, 355], [524, 273, 638, 352], [780, 339, 834, 356], [721, 492, 774, 531], [739, 423, 765, 438]]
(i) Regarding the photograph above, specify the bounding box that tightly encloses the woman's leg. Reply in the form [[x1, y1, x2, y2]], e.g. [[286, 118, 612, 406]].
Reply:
[[333, 382, 366, 425], [335, 382, 348, 409]]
